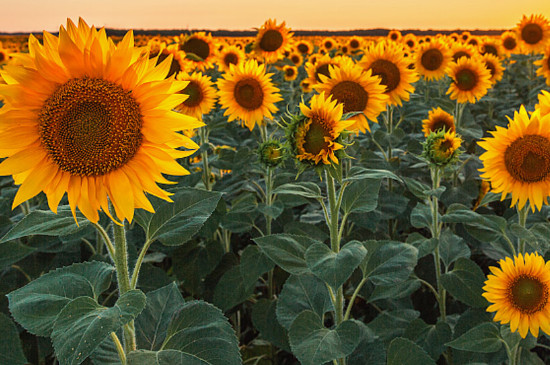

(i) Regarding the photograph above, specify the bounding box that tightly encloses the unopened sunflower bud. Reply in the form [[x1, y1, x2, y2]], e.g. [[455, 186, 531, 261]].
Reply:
[[258, 140, 286, 168], [422, 129, 462, 166]]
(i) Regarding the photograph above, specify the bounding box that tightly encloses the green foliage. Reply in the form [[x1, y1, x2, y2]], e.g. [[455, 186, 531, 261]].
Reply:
[[0, 313, 27, 365]]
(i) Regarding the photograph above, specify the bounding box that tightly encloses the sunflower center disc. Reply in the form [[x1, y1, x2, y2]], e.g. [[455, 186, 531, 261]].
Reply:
[[38, 77, 143, 176], [522, 23, 543, 45], [259, 30, 284, 52], [315, 64, 331, 82], [505, 135, 550, 183], [485, 62, 496, 77], [503, 37, 517, 50], [455, 69, 478, 91], [182, 81, 203, 108], [331, 80, 369, 114], [350, 40, 360, 49], [509, 275, 548, 313], [421, 49, 443, 71], [304, 117, 330, 155], [483, 45, 498, 56], [297, 43, 309, 54], [370, 59, 401, 92], [431, 118, 453, 133], [182, 37, 210, 60], [234, 78, 264, 110], [453, 51, 470, 63], [285, 68, 295, 77], [223, 53, 239, 67]]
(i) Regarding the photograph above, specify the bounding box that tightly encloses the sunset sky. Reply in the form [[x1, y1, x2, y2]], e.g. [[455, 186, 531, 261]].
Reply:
[[1, 0, 549, 33]]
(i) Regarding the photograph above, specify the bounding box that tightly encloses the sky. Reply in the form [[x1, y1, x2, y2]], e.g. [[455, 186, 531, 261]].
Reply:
[[1, 0, 549, 33]]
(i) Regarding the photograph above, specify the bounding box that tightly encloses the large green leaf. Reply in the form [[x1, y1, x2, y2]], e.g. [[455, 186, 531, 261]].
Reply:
[[213, 245, 274, 311], [254, 234, 322, 275], [288, 311, 361, 365], [387, 337, 436, 365], [344, 166, 401, 182], [135, 283, 185, 351], [8, 261, 115, 336], [305, 240, 367, 289], [161, 300, 241, 365], [135, 187, 222, 246], [52, 289, 146, 365], [0, 241, 36, 269], [0, 313, 27, 365], [340, 178, 381, 215], [0, 207, 89, 244], [404, 319, 452, 360], [441, 258, 487, 307], [273, 182, 322, 200], [438, 229, 471, 267], [446, 322, 502, 353], [276, 273, 334, 330], [360, 241, 418, 285], [127, 349, 222, 364], [251, 299, 290, 351]]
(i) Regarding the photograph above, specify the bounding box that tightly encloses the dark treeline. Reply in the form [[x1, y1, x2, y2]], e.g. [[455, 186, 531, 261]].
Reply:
[[1, 28, 505, 37]]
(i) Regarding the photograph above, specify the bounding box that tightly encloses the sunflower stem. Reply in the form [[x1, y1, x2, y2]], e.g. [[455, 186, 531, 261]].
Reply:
[[130, 238, 154, 290], [112, 220, 136, 352], [385, 104, 396, 239], [264, 166, 275, 299], [110, 332, 127, 365], [517, 205, 529, 254], [199, 126, 212, 191], [430, 167, 446, 322]]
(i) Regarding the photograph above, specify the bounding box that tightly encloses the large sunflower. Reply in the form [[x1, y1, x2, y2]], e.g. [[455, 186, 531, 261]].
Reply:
[[534, 45, 550, 86], [314, 62, 388, 133], [179, 32, 217, 71], [288, 92, 354, 165], [415, 40, 452, 81], [359, 42, 419, 106], [217, 59, 282, 131], [516, 14, 550, 53], [478, 107, 550, 211], [446, 56, 492, 104], [422, 107, 455, 137], [254, 19, 293, 63], [450, 43, 478, 63], [0, 18, 202, 223], [483, 252, 550, 338], [175, 72, 217, 120]]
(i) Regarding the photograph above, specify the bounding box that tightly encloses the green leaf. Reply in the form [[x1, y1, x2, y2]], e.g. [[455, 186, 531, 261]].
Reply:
[[404, 319, 452, 360], [284, 221, 329, 242], [367, 309, 419, 340], [410, 203, 434, 229], [276, 273, 334, 330], [438, 229, 471, 267], [288, 311, 361, 365], [305, 241, 367, 289], [128, 349, 222, 364], [136, 187, 222, 246], [366, 279, 421, 303], [340, 179, 381, 215], [0, 241, 36, 269], [446, 322, 502, 353], [361, 241, 418, 285], [348, 339, 386, 365], [441, 258, 488, 307], [402, 177, 431, 200], [52, 289, 146, 365], [387, 337, 436, 365], [254, 234, 322, 275], [344, 166, 401, 182], [213, 245, 274, 311], [135, 283, 185, 351], [251, 299, 290, 351], [0, 207, 89, 243], [8, 261, 115, 336], [161, 300, 241, 365], [0, 313, 27, 365], [257, 200, 285, 219], [273, 182, 322, 200]]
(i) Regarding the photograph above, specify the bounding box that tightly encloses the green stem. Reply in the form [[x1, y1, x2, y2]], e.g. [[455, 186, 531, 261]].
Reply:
[[111, 332, 127, 365], [344, 277, 368, 320], [199, 126, 212, 191], [430, 167, 446, 322], [92, 222, 115, 260], [517, 204, 529, 254], [130, 239, 154, 290], [265, 166, 275, 299], [112, 221, 136, 352]]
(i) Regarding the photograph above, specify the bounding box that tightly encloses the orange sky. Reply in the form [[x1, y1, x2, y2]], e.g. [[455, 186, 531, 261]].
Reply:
[[1, 0, 549, 33]]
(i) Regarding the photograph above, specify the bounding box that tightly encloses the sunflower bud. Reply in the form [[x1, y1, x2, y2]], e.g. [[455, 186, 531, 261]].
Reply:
[[422, 130, 462, 166], [258, 140, 286, 168]]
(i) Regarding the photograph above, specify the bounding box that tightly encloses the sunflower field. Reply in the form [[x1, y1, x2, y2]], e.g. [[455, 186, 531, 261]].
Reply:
[[0, 14, 550, 365]]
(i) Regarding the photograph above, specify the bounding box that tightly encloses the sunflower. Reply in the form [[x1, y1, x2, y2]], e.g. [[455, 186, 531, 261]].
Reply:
[[483, 252, 550, 338], [482, 53, 505, 84], [255, 19, 293, 63], [300, 79, 313, 93], [478, 107, 550, 211], [388, 30, 402, 42], [288, 52, 303, 67], [501, 31, 520, 55], [359, 42, 419, 106], [0, 18, 202, 223], [534, 45, 550, 86], [415, 40, 452, 81], [422, 107, 455, 137], [451, 43, 478, 63], [0, 48, 10, 66], [295, 39, 313, 55], [217, 59, 282, 131], [174, 72, 217, 120], [179, 32, 217, 71], [446, 56, 492, 104], [217, 45, 245, 73], [283, 65, 298, 81], [321, 37, 337, 53], [467, 36, 480, 48], [534, 90, 550, 118], [304, 53, 342, 86], [460, 31, 472, 43], [516, 14, 550, 53], [287, 92, 353, 165], [149, 44, 187, 78], [314, 62, 388, 133], [402, 33, 417, 51], [347, 36, 363, 53], [480, 37, 503, 58], [423, 130, 462, 166]]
